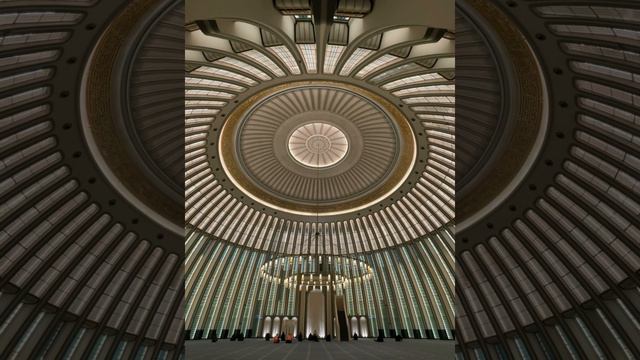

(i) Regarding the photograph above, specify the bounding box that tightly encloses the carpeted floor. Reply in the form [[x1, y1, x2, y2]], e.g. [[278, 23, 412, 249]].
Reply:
[[186, 338, 454, 359]]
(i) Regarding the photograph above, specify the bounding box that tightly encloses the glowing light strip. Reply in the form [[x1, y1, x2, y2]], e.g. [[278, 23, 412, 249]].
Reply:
[[339, 48, 372, 76], [355, 54, 401, 78], [323, 45, 345, 74], [214, 57, 271, 81], [241, 50, 285, 77], [193, 66, 257, 85], [382, 73, 443, 90], [267, 45, 301, 74], [297, 44, 317, 73]]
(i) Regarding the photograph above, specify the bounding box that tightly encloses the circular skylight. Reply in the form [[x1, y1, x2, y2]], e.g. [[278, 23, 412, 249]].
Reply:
[[288, 123, 348, 167]]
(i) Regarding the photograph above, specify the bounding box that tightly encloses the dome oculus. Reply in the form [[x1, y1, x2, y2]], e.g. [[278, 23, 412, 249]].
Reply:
[[288, 123, 349, 168]]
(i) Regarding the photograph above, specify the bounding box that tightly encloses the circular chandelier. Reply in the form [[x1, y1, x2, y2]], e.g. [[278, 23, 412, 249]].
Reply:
[[258, 256, 373, 289]]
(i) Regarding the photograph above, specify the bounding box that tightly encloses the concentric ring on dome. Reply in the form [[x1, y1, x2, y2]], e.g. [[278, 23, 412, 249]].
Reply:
[[218, 81, 417, 216], [288, 123, 349, 168], [455, 0, 548, 232]]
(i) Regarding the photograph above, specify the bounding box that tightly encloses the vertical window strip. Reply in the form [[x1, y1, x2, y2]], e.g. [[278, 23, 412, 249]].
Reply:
[[535, 333, 555, 360], [596, 308, 634, 358], [617, 298, 640, 330], [425, 249, 456, 321], [197, 246, 232, 332], [230, 252, 256, 331], [0, 303, 23, 336], [38, 321, 63, 358], [362, 259, 378, 332], [514, 336, 532, 360], [133, 345, 147, 360], [220, 251, 248, 330], [556, 325, 581, 359], [366, 254, 387, 334], [185, 239, 218, 289], [12, 312, 45, 357], [383, 252, 411, 331], [113, 342, 127, 359], [474, 347, 487, 360], [62, 328, 86, 360], [413, 244, 445, 336], [241, 253, 264, 333], [287, 257, 299, 315], [422, 257, 451, 338], [576, 317, 607, 359], [213, 266, 233, 330], [353, 260, 366, 315], [88, 335, 107, 360], [396, 249, 424, 334], [253, 261, 270, 330], [185, 242, 221, 327], [277, 256, 291, 315], [412, 249, 438, 335]]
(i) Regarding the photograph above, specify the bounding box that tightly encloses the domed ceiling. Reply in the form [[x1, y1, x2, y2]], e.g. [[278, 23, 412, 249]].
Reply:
[[185, 0, 456, 254], [0, 0, 185, 358], [183, 0, 457, 343], [455, 0, 640, 358]]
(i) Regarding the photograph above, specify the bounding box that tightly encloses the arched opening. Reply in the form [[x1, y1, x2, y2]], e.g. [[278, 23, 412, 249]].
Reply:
[[306, 289, 326, 337], [263, 316, 272, 337], [350, 316, 359, 337], [273, 316, 281, 336], [359, 316, 368, 337]]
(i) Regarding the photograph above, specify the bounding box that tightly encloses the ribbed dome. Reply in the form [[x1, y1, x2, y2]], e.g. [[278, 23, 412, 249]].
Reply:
[[0, 0, 184, 358], [185, 4, 456, 253], [128, 9, 185, 196], [455, 1, 640, 358], [184, 0, 457, 344], [454, 9, 504, 191], [226, 84, 409, 212]]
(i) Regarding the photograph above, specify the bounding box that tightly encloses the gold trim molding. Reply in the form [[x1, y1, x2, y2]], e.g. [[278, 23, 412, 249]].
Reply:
[[456, 0, 545, 223], [84, 0, 182, 227]]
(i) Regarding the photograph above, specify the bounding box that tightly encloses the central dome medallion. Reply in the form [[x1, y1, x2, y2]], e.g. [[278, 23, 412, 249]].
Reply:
[[288, 123, 349, 168]]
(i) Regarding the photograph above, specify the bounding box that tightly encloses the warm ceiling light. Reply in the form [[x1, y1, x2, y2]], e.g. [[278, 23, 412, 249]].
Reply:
[[287, 122, 349, 168]]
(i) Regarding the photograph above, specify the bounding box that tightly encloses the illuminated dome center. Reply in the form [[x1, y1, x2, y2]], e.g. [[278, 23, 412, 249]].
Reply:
[[288, 123, 348, 168]]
